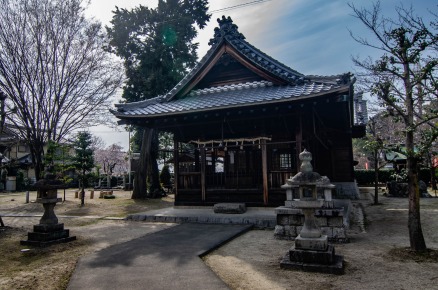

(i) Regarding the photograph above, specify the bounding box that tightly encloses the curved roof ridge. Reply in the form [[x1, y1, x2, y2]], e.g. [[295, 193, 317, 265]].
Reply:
[[115, 95, 163, 110], [306, 73, 353, 85]]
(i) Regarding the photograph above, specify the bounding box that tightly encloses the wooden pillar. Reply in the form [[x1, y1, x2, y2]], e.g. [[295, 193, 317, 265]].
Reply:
[[194, 149, 200, 171], [296, 115, 303, 172], [261, 139, 268, 205], [200, 147, 206, 202], [173, 139, 179, 196]]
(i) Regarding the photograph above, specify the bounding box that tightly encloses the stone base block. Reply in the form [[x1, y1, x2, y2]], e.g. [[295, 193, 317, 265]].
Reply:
[[295, 235, 328, 251], [214, 203, 246, 214], [28, 229, 71, 241], [21, 236, 76, 247], [274, 206, 348, 243], [289, 244, 335, 264], [33, 223, 65, 232], [21, 222, 76, 247], [280, 251, 344, 275], [275, 207, 301, 215]]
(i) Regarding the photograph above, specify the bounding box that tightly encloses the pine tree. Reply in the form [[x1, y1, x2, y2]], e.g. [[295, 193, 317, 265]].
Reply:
[[72, 132, 94, 206], [106, 0, 210, 198]]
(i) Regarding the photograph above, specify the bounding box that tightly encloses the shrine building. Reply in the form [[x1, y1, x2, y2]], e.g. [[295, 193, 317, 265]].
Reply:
[[112, 16, 365, 206]]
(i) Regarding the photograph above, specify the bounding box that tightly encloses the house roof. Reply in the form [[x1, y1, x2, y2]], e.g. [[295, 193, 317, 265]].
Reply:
[[112, 16, 352, 121], [115, 80, 347, 119], [0, 125, 19, 145]]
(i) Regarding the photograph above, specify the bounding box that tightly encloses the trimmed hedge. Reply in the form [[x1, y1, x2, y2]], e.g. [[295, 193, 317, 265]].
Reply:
[[355, 168, 432, 185]]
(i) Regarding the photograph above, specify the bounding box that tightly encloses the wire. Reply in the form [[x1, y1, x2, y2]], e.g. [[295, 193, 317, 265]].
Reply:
[[210, 0, 273, 14], [139, 0, 274, 26]]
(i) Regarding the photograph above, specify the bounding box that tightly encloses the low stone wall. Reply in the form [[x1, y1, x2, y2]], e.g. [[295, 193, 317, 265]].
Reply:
[[274, 201, 350, 243]]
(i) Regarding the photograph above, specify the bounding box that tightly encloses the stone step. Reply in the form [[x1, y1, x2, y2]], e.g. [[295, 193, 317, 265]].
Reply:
[[213, 203, 246, 214]]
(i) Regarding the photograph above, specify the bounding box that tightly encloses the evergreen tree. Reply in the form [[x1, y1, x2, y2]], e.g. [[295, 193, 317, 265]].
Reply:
[[72, 132, 94, 206], [106, 0, 210, 199]]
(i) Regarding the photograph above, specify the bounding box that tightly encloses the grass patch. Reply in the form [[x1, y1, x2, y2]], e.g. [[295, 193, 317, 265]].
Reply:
[[0, 226, 93, 290]]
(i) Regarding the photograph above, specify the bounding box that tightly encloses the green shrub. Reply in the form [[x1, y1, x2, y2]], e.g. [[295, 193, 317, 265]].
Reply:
[[355, 168, 431, 185]]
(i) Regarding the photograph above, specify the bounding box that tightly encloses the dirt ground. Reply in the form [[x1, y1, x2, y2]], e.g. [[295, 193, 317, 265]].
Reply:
[[1, 188, 438, 290], [204, 190, 438, 290]]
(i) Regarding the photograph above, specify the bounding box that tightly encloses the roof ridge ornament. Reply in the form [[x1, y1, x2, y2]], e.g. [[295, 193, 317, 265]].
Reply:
[[208, 16, 245, 46]]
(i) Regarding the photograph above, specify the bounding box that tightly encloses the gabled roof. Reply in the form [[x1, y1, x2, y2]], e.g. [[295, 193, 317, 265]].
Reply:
[[112, 16, 352, 120], [116, 80, 346, 118]]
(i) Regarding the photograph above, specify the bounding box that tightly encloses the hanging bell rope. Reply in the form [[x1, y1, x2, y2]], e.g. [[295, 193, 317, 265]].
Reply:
[[189, 137, 271, 148]]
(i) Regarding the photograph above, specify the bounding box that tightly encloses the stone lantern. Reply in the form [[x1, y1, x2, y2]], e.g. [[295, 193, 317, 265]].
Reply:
[[279, 149, 344, 274], [21, 169, 76, 247]]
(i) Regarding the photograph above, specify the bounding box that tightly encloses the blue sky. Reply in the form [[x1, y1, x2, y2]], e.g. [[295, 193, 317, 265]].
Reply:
[[86, 0, 437, 150]]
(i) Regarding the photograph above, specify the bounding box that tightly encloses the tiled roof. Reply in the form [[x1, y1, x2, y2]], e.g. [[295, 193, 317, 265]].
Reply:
[[113, 80, 347, 118], [155, 16, 308, 103], [112, 16, 353, 120]]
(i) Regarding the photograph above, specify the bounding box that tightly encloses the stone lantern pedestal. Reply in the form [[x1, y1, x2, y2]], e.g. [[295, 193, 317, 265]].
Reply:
[[279, 150, 344, 274], [21, 174, 76, 247]]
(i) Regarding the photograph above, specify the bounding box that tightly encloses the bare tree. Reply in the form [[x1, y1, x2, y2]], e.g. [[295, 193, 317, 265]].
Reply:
[[0, 0, 123, 179], [350, 1, 438, 252]]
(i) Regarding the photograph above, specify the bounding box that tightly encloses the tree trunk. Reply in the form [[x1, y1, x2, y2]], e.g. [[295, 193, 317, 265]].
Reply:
[[407, 138, 427, 251], [131, 129, 150, 199], [373, 148, 379, 205], [147, 130, 162, 198], [30, 141, 45, 180], [403, 59, 427, 252], [81, 168, 85, 206], [80, 187, 85, 206]]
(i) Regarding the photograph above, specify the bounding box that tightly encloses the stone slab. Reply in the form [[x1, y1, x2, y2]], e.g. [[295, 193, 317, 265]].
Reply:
[[126, 207, 276, 229], [280, 252, 344, 275], [213, 203, 246, 214], [295, 235, 328, 251], [20, 236, 76, 247], [275, 206, 301, 215]]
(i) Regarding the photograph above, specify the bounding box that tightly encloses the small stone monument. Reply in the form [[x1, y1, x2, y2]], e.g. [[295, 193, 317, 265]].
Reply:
[[21, 169, 76, 247], [279, 149, 344, 274]]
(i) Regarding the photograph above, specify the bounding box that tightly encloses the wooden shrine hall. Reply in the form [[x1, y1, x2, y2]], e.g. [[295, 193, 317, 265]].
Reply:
[[112, 16, 365, 207]]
